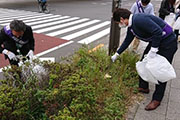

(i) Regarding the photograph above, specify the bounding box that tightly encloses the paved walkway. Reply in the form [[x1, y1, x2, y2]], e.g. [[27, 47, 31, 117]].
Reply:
[[124, 35, 180, 120]]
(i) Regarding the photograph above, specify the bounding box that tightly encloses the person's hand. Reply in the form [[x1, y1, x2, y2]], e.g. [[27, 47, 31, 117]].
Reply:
[[26, 50, 34, 60], [111, 53, 119, 62], [147, 51, 157, 58], [2, 49, 17, 61], [176, 8, 180, 13], [147, 47, 158, 59]]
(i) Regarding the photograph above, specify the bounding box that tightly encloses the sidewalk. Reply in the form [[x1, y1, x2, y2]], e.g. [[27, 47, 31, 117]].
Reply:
[[120, 32, 180, 119]]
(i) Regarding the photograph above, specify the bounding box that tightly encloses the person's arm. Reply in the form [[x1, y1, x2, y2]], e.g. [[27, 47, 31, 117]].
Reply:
[[117, 28, 135, 54], [0, 30, 5, 53], [25, 26, 35, 60], [149, 3, 155, 15], [0, 30, 18, 60], [28, 26, 35, 51], [111, 27, 135, 62]]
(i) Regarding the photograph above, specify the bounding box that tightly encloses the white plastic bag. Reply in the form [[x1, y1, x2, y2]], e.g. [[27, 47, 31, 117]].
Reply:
[[173, 17, 180, 29], [136, 58, 159, 84], [146, 54, 176, 82], [164, 13, 176, 27]]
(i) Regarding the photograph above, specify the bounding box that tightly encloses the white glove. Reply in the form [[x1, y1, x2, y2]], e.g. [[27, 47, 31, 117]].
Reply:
[[2, 49, 17, 61], [176, 8, 180, 13], [111, 52, 119, 62], [147, 47, 158, 58], [26, 50, 34, 60]]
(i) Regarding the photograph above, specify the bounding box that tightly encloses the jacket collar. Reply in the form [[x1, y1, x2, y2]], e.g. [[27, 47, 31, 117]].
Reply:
[[128, 14, 133, 27]]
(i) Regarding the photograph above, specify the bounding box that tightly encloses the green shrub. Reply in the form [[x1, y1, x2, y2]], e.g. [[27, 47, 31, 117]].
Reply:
[[0, 84, 27, 120], [0, 47, 140, 120]]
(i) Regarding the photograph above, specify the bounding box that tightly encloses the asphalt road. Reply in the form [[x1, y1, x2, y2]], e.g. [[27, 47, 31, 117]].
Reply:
[[0, 0, 113, 59], [0, 0, 112, 20], [0, 0, 162, 54], [0, 0, 163, 16]]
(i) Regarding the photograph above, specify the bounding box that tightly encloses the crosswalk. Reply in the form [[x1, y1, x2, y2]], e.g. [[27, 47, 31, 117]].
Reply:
[[0, 8, 110, 45]]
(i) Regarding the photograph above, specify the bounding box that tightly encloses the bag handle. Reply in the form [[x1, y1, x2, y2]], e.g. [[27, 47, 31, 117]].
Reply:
[[136, 0, 145, 13]]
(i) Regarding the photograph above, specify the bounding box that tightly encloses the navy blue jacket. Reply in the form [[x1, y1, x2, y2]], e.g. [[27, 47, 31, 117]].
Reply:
[[117, 13, 175, 55]]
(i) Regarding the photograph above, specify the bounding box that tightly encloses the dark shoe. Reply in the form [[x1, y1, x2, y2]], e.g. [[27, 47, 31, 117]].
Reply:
[[138, 88, 150, 94], [145, 100, 161, 111]]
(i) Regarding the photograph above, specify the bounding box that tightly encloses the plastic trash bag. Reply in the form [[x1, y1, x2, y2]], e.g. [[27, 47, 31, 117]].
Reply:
[[32, 64, 46, 74], [164, 13, 176, 27], [173, 17, 180, 30], [146, 54, 176, 83], [136, 57, 159, 84]]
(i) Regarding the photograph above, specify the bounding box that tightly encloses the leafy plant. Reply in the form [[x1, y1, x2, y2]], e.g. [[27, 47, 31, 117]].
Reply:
[[0, 47, 140, 120]]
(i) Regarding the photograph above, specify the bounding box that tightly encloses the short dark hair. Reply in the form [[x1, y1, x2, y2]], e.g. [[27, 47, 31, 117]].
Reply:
[[141, 0, 150, 5], [113, 8, 131, 22], [10, 20, 26, 32]]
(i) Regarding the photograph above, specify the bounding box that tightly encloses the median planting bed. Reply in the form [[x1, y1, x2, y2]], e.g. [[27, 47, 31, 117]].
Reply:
[[0, 47, 141, 120]]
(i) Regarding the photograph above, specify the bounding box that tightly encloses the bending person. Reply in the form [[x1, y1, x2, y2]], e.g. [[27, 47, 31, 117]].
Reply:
[[111, 8, 177, 111]]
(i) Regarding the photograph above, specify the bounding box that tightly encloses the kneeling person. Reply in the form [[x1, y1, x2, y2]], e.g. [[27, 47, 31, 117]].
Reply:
[[0, 20, 35, 66]]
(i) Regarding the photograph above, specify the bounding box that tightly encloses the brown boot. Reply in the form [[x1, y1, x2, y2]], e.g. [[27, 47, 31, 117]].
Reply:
[[145, 100, 161, 111], [138, 88, 150, 94]]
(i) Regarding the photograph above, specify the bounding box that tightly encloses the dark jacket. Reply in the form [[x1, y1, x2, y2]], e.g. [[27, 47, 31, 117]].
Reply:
[[0, 25, 35, 57], [159, 0, 175, 20], [117, 14, 176, 55]]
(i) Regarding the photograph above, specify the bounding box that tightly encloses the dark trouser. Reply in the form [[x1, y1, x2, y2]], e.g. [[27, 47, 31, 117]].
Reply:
[[174, 30, 179, 41], [139, 34, 178, 101], [41, 2, 47, 11]]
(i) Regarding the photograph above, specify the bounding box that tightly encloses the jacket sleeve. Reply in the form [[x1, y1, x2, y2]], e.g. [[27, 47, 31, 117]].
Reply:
[[150, 4, 155, 15], [0, 30, 5, 53], [159, 0, 171, 16], [28, 26, 35, 51], [117, 27, 135, 55]]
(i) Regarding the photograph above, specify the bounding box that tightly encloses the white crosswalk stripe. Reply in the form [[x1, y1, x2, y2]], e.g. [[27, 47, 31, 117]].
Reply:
[[33, 17, 81, 31], [1, 14, 59, 25], [78, 28, 110, 44], [0, 8, 110, 45], [0, 14, 50, 22], [61, 21, 110, 40], [27, 16, 70, 26], [46, 19, 100, 37]]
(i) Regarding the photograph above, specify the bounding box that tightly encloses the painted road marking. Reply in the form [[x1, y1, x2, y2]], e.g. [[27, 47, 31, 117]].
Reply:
[[62, 21, 110, 40], [39, 57, 55, 62], [0, 8, 111, 70], [27, 16, 70, 26], [35, 41, 74, 57], [20, 15, 61, 23], [47, 19, 100, 36], [78, 28, 110, 44], [0, 8, 110, 45], [32, 17, 80, 30], [1, 14, 59, 26], [0, 14, 50, 22]]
